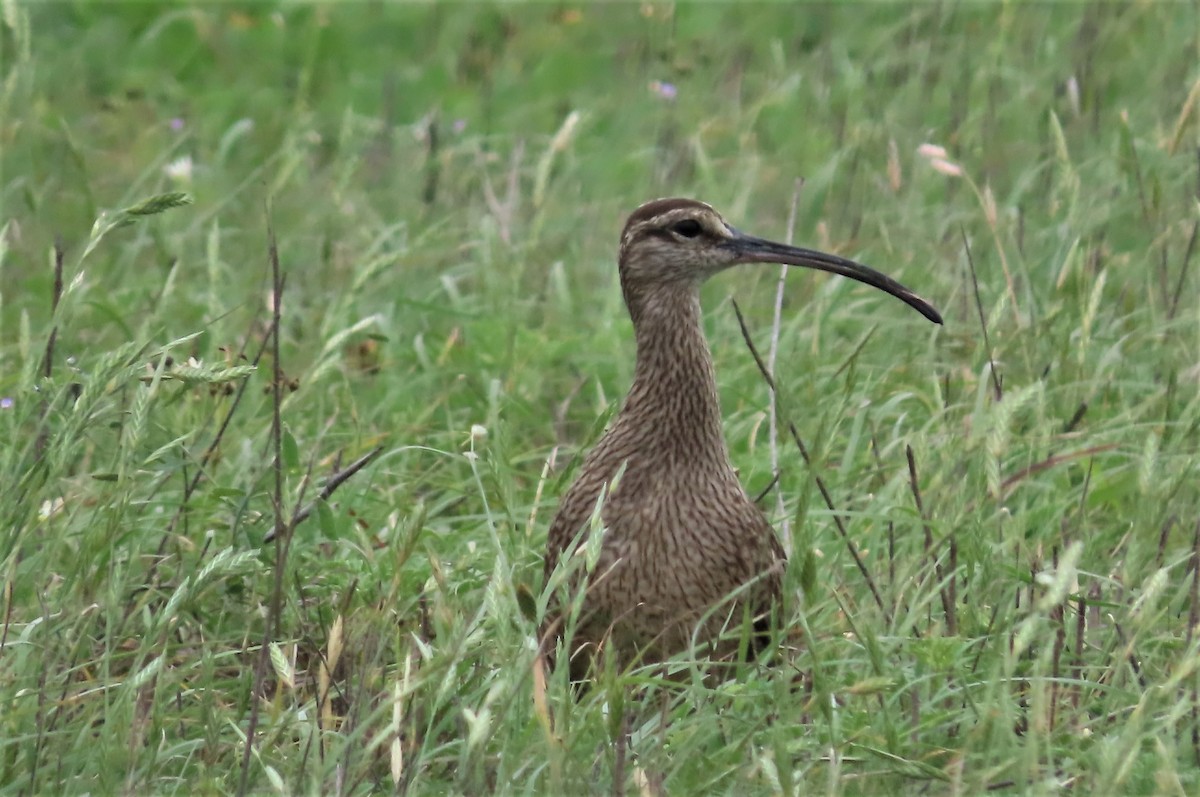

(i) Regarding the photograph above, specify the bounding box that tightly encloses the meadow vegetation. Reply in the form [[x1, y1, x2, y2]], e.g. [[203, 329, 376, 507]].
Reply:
[[2, 3, 1199, 794]]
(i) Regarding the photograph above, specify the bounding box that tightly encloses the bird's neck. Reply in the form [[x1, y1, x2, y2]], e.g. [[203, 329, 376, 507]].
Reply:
[[620, 284, 729, 461]]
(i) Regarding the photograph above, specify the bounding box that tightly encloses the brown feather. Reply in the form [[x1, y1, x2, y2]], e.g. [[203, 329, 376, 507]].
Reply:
[[542, 199, 784, 681], [542, 197, 940, 682]]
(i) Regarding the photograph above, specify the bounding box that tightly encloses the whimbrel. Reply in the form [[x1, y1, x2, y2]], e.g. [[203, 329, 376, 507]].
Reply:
[[543, 198, 941, 682]]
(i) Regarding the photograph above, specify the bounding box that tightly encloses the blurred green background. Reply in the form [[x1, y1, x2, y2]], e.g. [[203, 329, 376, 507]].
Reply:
[[2, 2, 1199, 794]]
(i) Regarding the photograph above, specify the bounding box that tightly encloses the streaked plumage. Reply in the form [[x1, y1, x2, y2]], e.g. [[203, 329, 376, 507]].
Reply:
[[543, 198, 941, 681]]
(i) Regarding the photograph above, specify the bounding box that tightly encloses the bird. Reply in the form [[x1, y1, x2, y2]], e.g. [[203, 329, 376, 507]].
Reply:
[[541, 197, 942, 683]]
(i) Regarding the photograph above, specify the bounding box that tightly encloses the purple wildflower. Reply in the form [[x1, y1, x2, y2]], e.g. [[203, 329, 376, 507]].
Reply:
[[649, 80, 677, 101]]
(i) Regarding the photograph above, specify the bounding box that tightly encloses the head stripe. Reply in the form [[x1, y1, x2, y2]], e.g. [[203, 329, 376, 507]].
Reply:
[[620, 198, 726, 253]]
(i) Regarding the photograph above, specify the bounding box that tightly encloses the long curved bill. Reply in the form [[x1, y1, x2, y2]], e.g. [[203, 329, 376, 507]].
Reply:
[[726, 231, 943, 325]]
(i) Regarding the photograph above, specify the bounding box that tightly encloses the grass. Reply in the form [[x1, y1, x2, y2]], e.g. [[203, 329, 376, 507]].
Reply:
[[2, 2, 1199, 794]]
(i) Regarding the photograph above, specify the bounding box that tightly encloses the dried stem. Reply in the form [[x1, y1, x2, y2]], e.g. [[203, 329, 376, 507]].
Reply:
[[0, 580, 12, 653], [1062, 402, 1088, 434], [262, 445, 385, 543], [157, 314, 274, 553], [962, 226, 1002, 401], [480, 140, 525, 246], [1110, 620, 1148, 690], [751, 471, 781, 506], [998, 444, 1116, 498], [422, 113, 440, 206], [906, 445, 955, 635], [767, 178, 805, 551], [869, 433, 905, 617], [1049, 554, 1065, 733], [35, 238, 66, 460], [41, 237, 64, 379], [1189, 518, 1200, 766], [269, 227, 285, 576], [731, 299, 887, 618], [1073, 592, 1086, 715], [1168, 219, 1197, 321], [239, 223, 288, 797]]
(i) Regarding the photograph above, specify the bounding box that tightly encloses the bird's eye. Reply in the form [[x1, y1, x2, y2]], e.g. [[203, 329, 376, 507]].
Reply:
[[671, 219, 703, 238]]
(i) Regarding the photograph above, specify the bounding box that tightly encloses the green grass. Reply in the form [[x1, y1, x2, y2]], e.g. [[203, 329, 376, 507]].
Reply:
[[2, 2, 1199, 794]]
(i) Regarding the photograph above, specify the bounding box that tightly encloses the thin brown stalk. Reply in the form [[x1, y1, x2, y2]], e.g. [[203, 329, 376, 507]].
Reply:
[[1016, 204, 1026, 258], [1168, 219, 1197, 321], [961, 226, 1002, 401], [909, 682, 920, 746], [869, 433, 906, 619], [125, 314, 277, 635], [1072, 593, 1086, 716], [768, 178, 805, 551], [337, 628, 376, 796], [1123, 116, 1153, 228], [126, 674, 159, 790], [1064, 460, 1093, 721], [262, 445, 385, 543], [751, 471, 782, 506], [906, 445, 955, 635], [731, 300, 887, 618], [0, 580, 11, 652], [422, 113, 439, 206], [41, 237, 64, 379], [269, 229, 285, 560], [480, 140, 524, 246], [948, 529, 959, 623], [887, 519, 896, 604], [1158, 244, 1172, 314], [158, 308, 275, 550], [1189, 518, 1200, 766], [1049, 550, 1065, 732], [1062, 402, 1088, 434], [1155, 516, 1176, 570], [135, 312, 279, 618], [239, 224, 287, 797], [35, 238, 66, 460], [969, 603, 1002, 675], [999, 444, 1116, 497], [1110, 621, 1148, 690], [27, 636, 49, 792]]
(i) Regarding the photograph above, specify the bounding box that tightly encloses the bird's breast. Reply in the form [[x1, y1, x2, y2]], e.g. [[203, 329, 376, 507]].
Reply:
[[591, 464, 775, 604]]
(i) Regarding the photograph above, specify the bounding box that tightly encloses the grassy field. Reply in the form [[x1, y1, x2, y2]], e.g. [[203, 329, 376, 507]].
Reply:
[[3, 2, 1199, 794]]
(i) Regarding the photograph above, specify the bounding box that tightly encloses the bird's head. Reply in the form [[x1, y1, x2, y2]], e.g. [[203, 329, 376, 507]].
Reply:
[[617, 197, 942, 325]]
